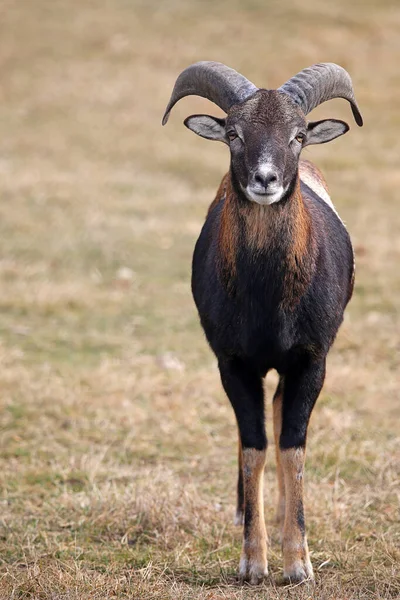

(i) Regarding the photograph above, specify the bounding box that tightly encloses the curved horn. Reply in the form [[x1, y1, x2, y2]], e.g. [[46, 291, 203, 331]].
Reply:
[[162, 61, 258, 125], [278, 63, 363, 126]]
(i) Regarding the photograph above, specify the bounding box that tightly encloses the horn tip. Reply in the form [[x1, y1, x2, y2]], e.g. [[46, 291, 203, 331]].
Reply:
[[352, 106, 363, 127], [162, 110, 170, 126]]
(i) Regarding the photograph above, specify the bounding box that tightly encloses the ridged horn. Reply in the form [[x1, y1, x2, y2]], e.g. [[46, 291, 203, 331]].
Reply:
[[278, 62, 363, 126], [162, 61, 258, 125]]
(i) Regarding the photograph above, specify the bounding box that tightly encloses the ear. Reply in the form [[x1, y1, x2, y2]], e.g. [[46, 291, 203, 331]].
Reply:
[[184, 114, 227, 144], [305, 119, 349, 146]]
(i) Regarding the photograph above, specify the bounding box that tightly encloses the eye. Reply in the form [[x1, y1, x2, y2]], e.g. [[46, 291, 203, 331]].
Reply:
[[227, 131, 238, 142], [295, 132, 306, 143]]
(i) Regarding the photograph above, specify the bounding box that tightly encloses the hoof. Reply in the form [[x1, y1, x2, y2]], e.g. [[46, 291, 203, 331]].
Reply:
[[283, 560, 314, 584], [239, 556, 268, 585]]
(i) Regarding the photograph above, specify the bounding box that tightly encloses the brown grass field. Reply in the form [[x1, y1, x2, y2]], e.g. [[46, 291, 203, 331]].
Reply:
[[0, 1, 399, 598]]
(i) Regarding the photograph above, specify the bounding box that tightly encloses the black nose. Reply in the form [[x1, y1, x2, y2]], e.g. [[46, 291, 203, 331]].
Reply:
[[254, 171, 278, 188]]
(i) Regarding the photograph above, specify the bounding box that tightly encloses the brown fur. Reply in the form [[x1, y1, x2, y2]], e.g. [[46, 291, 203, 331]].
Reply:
[[280, 448, 313, 581], [235, 183, 309, 257], [216, 175, 239, 286], [215, 173, 315, 309], [280, 180, 315, 311], [240, 448, 268, 583]]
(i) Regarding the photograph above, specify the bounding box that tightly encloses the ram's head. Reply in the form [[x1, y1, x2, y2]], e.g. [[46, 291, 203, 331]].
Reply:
[[163, 62, 363, 205]]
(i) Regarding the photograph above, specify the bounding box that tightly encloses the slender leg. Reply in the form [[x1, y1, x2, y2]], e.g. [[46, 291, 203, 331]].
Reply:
[[280, 447, 312, 582], [279, 357, 326, 583], [219, 358, 268, 585], [235, 435, 244, 525], [272, 377, 285, 531], [240, 447, 267, 584]]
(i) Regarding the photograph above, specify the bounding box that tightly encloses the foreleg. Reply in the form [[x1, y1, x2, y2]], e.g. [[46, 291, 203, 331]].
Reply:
[[219, 358, 268, 585], [279, 358, 326, 583]]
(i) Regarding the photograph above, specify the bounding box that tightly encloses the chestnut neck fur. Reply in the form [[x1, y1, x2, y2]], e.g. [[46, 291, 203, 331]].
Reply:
[[217, 172, 315, 310]]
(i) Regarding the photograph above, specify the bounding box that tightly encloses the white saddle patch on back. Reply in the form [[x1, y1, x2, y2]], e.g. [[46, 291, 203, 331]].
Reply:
[[299, 169, 342, 222], [300, 164, 354, 281]]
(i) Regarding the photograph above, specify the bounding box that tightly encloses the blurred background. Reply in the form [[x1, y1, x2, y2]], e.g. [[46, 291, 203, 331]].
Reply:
[[0, 1, 399, 598]]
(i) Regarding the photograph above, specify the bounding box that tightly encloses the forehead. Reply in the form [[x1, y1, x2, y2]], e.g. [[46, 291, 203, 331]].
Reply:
[[228, 89, 305, 130]]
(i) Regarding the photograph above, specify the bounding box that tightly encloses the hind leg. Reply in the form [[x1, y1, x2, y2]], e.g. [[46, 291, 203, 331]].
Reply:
[[235, 435, 244, 526], [273, 377, 285, 532]]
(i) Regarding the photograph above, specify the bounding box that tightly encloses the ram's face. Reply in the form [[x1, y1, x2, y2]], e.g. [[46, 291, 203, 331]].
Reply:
[[185, 90, 307, 206], [184, 89, 349, 206], [225, 90, 307, 205]]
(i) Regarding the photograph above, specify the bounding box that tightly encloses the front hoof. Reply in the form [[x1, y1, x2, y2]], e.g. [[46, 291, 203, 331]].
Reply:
[[283, 560, 314, 584], [239, 556, 268, 585]]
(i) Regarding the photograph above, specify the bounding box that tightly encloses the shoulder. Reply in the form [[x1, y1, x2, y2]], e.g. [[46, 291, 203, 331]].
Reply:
[[299, 160, 330, 202], [299, 161, 354, 296], [207, 173, 229, 215], [299, 159, 342, 222]]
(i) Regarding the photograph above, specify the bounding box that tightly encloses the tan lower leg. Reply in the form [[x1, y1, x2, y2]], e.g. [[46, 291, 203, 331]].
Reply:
[[280, 447, 313, 582], [239, 448, 268, 584], [273, 388, 285, 528], [235, 436, 244, 525]]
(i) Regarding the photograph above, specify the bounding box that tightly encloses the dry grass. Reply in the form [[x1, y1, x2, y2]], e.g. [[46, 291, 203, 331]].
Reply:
[[0, 0, 399, 598]]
